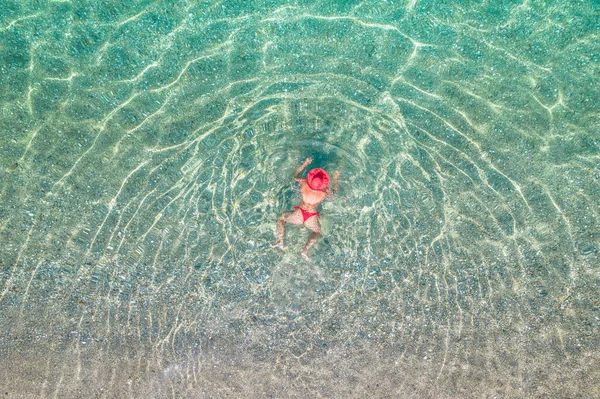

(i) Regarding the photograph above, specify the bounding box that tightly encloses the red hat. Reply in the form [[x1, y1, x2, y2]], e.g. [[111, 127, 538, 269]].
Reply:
[[307, 168, 330, 191]]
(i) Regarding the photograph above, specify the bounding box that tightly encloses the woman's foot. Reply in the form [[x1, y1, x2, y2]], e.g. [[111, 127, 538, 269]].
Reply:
[[301, 251, 312, 263], [270, 241, 284, 250]]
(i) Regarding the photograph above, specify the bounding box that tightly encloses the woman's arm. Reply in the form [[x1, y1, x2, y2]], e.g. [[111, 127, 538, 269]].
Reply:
[[327, 170, 340, 195], [294, 157, 313, 182]]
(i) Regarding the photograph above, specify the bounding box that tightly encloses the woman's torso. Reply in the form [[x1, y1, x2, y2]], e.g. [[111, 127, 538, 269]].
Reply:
[[299, 181, 326, 212]]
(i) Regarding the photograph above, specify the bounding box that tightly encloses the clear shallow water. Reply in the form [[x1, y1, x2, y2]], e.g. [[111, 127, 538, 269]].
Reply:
[[0, 0, 599, 397]]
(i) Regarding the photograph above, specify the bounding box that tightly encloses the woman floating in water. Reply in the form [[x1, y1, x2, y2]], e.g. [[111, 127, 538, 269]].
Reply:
[[271, 157, 340, 262]]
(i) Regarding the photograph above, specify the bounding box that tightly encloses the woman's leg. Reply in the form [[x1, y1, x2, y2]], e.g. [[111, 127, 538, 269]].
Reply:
[[271, 208, 303, 249], [301, 216, 321, 262]]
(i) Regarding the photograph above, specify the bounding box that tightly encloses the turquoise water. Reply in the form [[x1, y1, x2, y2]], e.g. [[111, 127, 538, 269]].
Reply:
[[1, 0, 599, 397]]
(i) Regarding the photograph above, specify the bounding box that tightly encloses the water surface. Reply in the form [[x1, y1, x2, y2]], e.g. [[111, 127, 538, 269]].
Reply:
[[1, 0, 599, 397]]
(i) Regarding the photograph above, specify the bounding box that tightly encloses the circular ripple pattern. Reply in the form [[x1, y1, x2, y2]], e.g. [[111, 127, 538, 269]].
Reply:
[[1, 1, 599, 397]]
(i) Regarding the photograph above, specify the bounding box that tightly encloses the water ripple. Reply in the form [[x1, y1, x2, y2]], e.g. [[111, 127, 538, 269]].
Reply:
[[0, 1, 598, 397]]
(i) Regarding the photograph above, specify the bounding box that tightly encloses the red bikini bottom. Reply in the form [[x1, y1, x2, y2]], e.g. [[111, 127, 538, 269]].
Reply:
[[294, 206, 320, 223]]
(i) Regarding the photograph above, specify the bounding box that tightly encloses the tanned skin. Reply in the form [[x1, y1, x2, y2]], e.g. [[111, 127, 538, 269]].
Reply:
[[271, 158, 340, 262]]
